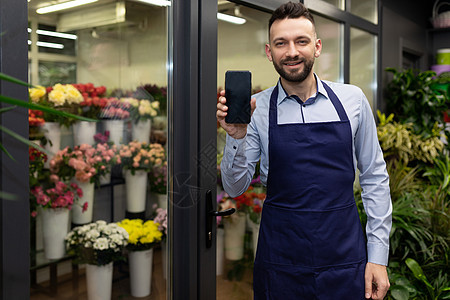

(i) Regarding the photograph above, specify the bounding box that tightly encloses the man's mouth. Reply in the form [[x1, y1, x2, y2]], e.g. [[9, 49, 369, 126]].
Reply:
[[283, 60, 303, 67]]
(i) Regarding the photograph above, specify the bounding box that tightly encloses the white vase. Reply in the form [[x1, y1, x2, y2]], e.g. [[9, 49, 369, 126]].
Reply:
[[246, 215, 260, 259], [86, 262, 113, 300], [73, 121, 96, 146], [216, 227, 224, 276], [155, 192, 167, 210], [103, 119, 124, 145], [223, 212, 246, 261], [71, 180, 95, 225], [41, 122, 61, 167], [125, 170, 148, 213], [132, 119, 151, 143], [40, 207, 70, 260], [129, 248, 154, 297], [99, 166, 112, 185]]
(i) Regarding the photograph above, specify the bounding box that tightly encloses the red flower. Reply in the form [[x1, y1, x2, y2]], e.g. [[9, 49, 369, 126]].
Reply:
[[82, 202, 88, 212]]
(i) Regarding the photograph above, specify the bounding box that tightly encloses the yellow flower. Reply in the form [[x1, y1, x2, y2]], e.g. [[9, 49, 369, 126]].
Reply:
[[65, 85, 83, 104], [29, 86, 46, 103], [48, 89, 66, 106]]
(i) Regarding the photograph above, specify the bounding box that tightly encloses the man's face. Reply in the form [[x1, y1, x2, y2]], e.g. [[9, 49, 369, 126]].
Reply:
[[265, 17, 322, 83]]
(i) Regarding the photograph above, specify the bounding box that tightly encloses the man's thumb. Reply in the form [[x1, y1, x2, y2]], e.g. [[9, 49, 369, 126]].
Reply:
[[365, 273, 372, 299]]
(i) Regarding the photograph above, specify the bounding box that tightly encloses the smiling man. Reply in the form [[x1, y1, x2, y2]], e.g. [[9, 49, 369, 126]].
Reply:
[[217, 2, 392, 299]]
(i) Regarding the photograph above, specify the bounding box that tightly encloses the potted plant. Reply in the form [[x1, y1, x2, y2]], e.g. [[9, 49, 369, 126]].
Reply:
[[72, 83, 108, 146], [117, 141, 159, 215], [148, 143, 167, 208], [50, 143, 118, 224], [29, 84, 84, 161], [117, 218, 163, 297], [30, 179, 83, 260], [65, 220, 129, 299], [120, 97, 159, 143], [99, 98, 131, 145]]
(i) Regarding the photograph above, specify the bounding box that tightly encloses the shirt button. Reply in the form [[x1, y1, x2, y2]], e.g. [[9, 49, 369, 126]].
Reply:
[[233, 146, 237, 150]]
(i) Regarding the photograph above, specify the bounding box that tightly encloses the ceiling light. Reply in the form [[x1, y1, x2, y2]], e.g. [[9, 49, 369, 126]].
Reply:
[[28, 28, 77, 39], [28, 40, 65, 49], [36, 0, 98, 14], [217, 12, 246, 25], [134, 0, 171, 6]]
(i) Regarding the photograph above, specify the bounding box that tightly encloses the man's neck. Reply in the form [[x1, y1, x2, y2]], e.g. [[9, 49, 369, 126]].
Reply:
[[280, 73, 317, 102]]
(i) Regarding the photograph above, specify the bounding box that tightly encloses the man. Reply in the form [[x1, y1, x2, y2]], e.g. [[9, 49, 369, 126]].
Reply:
[[217, 2, 392, 299]]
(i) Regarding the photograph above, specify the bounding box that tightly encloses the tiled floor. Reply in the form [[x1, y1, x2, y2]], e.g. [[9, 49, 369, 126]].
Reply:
[[30, 248, 254, 300]]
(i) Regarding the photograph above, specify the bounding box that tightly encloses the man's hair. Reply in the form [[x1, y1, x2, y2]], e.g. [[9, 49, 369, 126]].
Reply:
[[269, 2, 315, 32]]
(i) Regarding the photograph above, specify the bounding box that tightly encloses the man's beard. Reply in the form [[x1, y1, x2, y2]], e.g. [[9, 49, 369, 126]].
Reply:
[[273, 56, 314, 83]]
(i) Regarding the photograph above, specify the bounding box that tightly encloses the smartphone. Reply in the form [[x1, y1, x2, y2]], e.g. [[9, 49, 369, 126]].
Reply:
[[225, 70, 252, 124]]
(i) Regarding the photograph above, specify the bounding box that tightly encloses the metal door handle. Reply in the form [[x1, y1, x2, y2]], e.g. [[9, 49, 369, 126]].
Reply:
[[205, 189, 235, 248]]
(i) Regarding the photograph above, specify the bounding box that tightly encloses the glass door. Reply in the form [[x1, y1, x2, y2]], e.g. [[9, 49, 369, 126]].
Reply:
[[28, 0, 170, 298]]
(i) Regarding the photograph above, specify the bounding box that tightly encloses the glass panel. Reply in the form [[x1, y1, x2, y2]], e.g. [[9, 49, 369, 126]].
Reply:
[[321, 0, 345, 10], [37, 24, 77, 56], [38, 61, 76, 86], [350, 27, 377, 110], [29, 1, 169, 298], [313, 14, 343, 82], [217, 1, 270, 298], [350, 0, 378, 24]]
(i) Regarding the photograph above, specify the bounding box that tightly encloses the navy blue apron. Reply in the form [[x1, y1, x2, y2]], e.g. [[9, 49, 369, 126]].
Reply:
[[253, 82, 367, 299]]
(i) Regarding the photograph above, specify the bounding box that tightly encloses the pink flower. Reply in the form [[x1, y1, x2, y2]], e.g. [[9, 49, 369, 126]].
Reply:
[[82, 202, 88, 212]]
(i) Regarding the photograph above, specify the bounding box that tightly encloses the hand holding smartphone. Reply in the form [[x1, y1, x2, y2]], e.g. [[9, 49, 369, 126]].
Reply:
[[225, 71, 252, 124]]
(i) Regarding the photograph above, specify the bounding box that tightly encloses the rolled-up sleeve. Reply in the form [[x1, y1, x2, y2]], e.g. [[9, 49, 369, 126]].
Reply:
[[355, 92, 393, 266]]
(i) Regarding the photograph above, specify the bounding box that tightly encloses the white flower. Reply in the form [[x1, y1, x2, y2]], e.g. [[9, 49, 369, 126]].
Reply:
[[86, 229, 100, 240], [84, 241, 92, 248], [96, 220, 107, 226], [93, 237, 109, 250]]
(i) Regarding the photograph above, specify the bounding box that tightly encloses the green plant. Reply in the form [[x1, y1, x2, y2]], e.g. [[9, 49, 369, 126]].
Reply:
[[377, 111, 444, 165], [385, 68, 449, 137], [405, 258, 450, 300]]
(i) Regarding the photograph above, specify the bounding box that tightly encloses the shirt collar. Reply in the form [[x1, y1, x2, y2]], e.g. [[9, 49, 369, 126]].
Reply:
[[276, 73, 329, 106]]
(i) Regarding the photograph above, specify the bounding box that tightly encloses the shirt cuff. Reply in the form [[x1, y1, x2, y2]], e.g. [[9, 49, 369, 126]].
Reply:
[[367, 242, 389, 266]]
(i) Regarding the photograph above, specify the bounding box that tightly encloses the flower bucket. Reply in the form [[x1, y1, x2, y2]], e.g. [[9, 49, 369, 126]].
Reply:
[[71, 180, 95, 225], [125, 170, 148, 213], [246, 215, 260, 259], [73, 121, 96, 146], [223, 212, 246, 260], [216, 227, 224, 275], [129, 248, 154, 297], [103, 120, 124, 145], [40, 207, 70, 260], [132, 119, 151, 143], [99, 166, 112, 185], [41, 122, 61, 167], [86, 262, 113, 300], [154, 192, 167, 210]]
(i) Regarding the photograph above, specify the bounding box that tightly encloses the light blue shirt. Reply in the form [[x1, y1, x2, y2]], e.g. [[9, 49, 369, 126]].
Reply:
[[220, 74, 392, 266]]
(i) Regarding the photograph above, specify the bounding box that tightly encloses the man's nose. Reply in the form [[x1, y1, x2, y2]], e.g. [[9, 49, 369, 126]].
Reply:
[[286, 42, 299, 58]]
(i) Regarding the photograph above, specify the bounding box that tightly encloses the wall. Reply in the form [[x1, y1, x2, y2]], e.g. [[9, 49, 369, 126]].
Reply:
[[77, 7, 168, 91]]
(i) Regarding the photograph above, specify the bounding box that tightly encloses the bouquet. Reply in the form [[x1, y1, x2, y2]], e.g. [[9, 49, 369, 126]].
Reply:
[[99, 98, 131, 120], [117, 219, 163, 251], [218, 185, 265, 224], [148, 143, 167, 194], [153, 207, 167, 238], [120, 97, 159, 123], [65, 220, 129, 266], [117, 141, 163, 174], [30, 180, 84, 217], [29, 147, 47, 189], [29, 83, 84, 126], [140, 84, 167, 115], [29, 109, 45, 139], [73, 83, 109, 119], [50, 143, 118, 185]]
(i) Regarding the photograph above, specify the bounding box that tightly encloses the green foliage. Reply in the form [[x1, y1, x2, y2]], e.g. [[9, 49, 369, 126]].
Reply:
[[377, 111, 445, 165], [385, 68, 449, 137]]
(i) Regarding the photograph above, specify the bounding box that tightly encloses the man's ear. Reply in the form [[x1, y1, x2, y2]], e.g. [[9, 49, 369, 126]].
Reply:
[[265, 44, 273, 62], [314, 39, 322, 58]]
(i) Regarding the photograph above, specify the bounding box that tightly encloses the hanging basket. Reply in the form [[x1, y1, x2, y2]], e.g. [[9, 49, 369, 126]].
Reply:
[[432, 0, 450, 29]]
